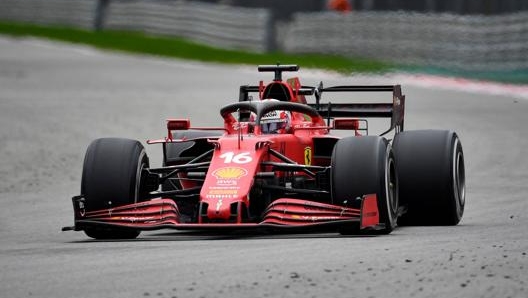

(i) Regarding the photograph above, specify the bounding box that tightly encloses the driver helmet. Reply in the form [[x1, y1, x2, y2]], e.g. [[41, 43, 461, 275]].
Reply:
[[260, 109, 291, 134]]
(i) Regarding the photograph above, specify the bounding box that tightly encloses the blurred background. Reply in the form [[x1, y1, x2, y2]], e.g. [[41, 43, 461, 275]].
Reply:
[[0, 0, 527, 83]]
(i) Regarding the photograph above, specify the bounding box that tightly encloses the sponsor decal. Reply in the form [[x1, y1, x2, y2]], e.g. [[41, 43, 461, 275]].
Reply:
[[262, 110, 278, 119], [208, 189, 239, 195], [302, 215, 341, 221], [206, 188, 240, 199], [212, 167, 248, 179], [78, 200, 86, 217], [219, 152, 253, 164], [217, 179, 238, 186], [294, 123, 311, 129], [209, 186, 240, 190], [304, 147, 312, 166], [394, 96, 401, 106], [206, 194, 238, 199]]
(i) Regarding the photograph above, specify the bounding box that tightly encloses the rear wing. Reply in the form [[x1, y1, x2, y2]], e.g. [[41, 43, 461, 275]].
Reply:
[[239, 83, 405, 136], [310, 85, 405, 136]]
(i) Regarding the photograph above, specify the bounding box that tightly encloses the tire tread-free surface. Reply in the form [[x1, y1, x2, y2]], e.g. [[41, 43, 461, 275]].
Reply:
[[394, 130, 465, 225], [81, 137, 147, 239]]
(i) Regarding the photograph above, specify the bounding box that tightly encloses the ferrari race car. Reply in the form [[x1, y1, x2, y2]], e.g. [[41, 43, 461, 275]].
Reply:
[[63, 64, 466, 239]]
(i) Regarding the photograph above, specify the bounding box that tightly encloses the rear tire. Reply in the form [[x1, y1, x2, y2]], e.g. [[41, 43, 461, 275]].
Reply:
[[393, 130, 465, 225], [331, 136, 398, 234], [81, 138, 149, 239]]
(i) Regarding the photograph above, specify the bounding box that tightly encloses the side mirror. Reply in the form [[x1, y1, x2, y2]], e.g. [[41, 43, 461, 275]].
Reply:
[[167, 119, 190, 131], [333, 118, 359, 130]]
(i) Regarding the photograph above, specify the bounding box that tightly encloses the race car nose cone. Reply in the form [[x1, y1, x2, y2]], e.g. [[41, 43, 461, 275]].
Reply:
[[206, 197, 232, 220]]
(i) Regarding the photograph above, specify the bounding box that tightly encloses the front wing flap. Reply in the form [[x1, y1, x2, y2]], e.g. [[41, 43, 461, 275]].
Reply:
[[63, 195, 380, 233]]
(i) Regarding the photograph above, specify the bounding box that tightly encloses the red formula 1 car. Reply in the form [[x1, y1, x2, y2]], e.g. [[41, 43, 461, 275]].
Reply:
[[63, 65, 465, 239]]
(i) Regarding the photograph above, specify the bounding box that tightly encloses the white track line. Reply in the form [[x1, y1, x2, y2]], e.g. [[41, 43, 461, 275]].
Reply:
[[396, 74, 528, 100]]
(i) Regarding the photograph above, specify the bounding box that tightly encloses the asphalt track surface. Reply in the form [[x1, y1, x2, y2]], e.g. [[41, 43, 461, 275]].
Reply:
[[1, 36, 527, 298]]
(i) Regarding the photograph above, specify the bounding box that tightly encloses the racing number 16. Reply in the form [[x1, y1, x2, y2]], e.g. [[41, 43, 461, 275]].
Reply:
[[219, 152, 252, 164]]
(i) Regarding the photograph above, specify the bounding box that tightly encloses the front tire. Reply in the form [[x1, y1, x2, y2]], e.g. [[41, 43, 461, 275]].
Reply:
[[81, 138, 149, 239], [331, 136, 398, 234], [393, 130, 465, 225]]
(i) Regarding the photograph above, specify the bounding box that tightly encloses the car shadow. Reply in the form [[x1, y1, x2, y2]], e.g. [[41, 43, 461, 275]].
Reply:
[[68, 229, 380, 243]]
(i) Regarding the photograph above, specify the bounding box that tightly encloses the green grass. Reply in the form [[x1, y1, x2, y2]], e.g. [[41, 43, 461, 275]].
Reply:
[[2, 21, 526, 84], [0, 21, 390, 74]]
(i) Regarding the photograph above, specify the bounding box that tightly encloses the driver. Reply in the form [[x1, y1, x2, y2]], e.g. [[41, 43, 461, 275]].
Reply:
[[260, 109, 291, 134]]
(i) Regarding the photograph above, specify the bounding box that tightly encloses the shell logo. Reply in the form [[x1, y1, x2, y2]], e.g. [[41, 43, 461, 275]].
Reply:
[[212, 167, 248, 179]]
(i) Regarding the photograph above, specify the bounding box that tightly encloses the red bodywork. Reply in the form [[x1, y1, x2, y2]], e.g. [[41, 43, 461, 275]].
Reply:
[[73, 196, 379, 231], [66, 65, 406, 234]]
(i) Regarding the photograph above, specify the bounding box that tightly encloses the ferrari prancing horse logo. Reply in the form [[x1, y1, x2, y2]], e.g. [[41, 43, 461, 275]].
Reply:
[[304, 147, 312, 166]]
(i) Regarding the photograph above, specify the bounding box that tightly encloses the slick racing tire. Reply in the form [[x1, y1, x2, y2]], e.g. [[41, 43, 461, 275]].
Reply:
[[331, 136, 398, 235], [393, 130, 465, 225], [81, 138, 149, 239]]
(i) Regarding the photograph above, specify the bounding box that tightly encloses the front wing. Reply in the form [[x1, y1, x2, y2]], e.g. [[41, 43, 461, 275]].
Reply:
[[63, 195, 380, 233]]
